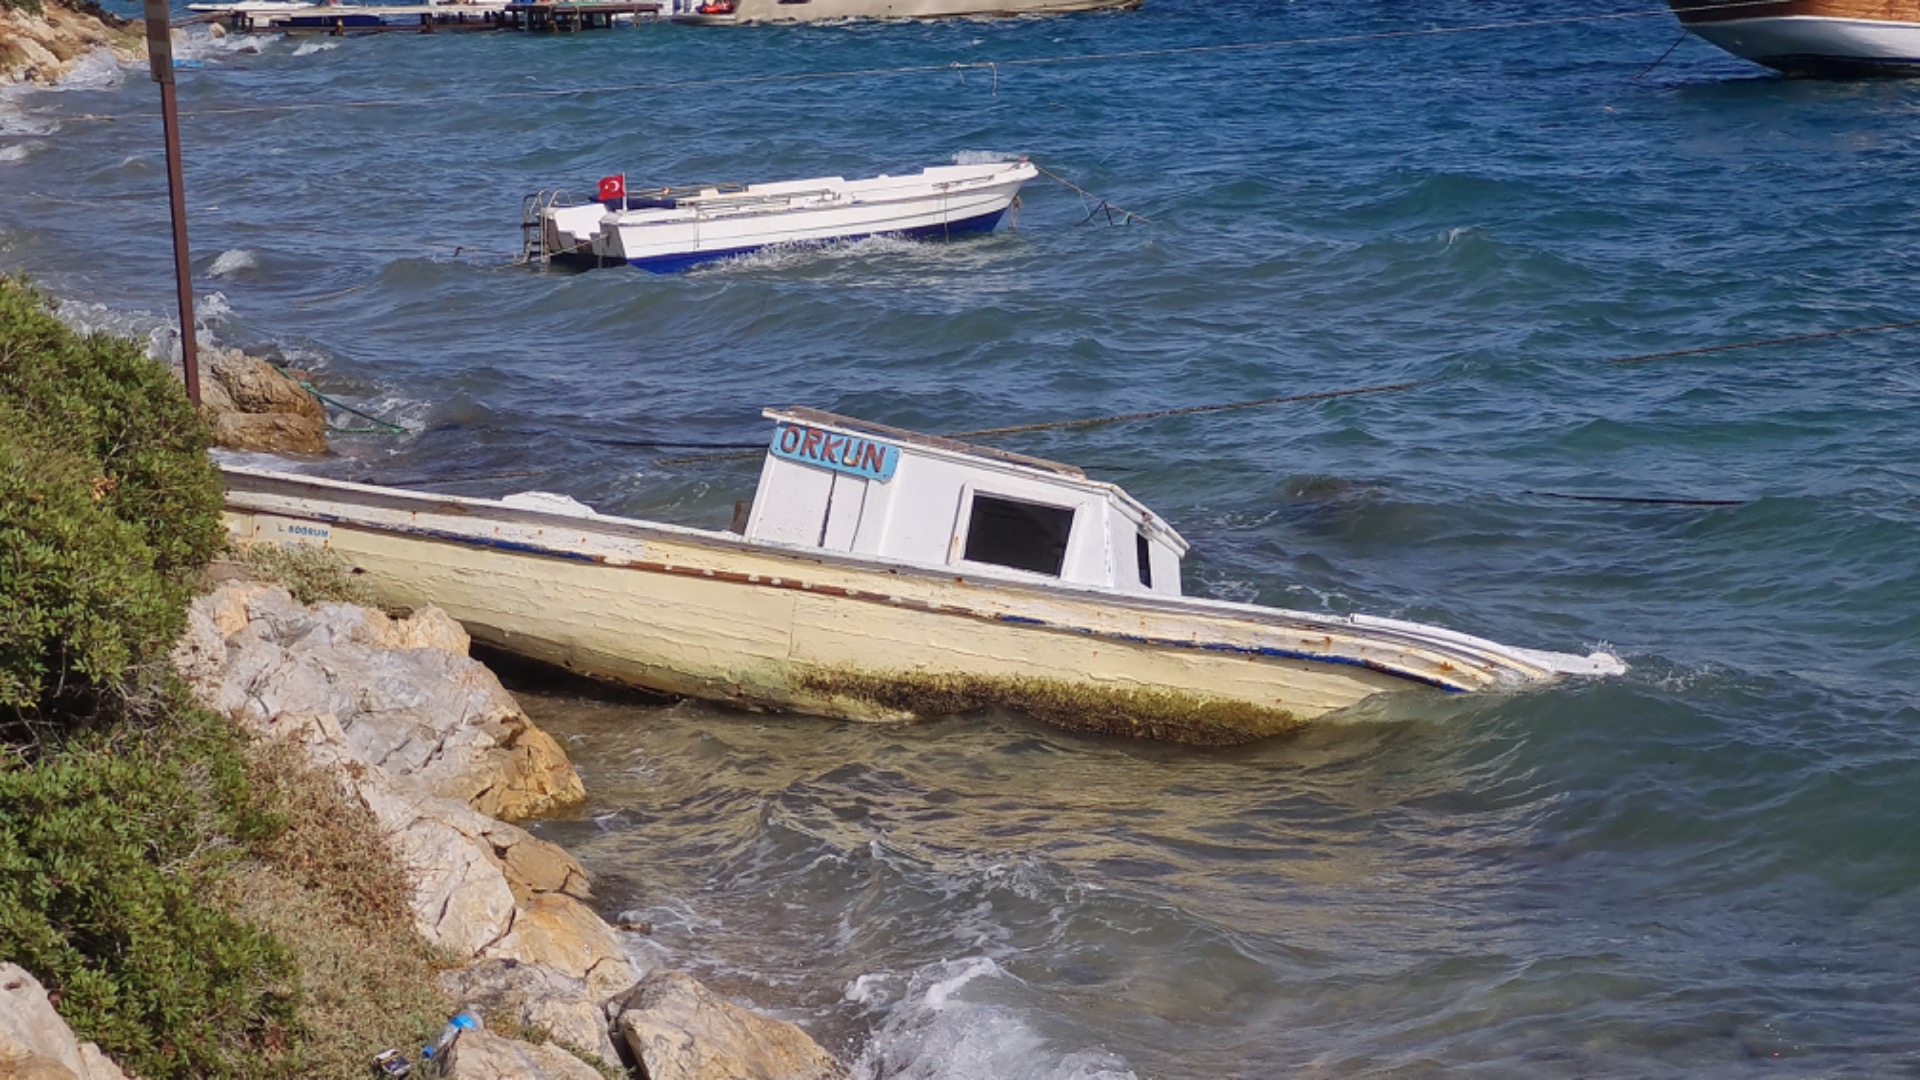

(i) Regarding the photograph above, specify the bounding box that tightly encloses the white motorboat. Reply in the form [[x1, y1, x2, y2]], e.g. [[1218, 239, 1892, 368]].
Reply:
[[1667, 0, 1920, 76], [224, 408, 1625, 745], [530, 159, 1036, 273]]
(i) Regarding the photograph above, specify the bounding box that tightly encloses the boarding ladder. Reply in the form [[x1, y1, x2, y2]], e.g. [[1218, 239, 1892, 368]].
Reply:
[[517, 189, 576, 267]]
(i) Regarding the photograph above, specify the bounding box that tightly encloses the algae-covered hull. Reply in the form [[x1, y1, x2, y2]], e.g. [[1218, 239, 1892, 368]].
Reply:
[[222, 467, 1621, 745]]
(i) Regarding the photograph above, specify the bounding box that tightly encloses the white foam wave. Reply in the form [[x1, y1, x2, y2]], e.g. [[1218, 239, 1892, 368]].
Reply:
[[691, 234, 925, 274], [952, 149, 1020, 165], [847, 957, 1138, 1080], [195, 291, 235, 325], [172, 25, 268, 61], [209, 248, 260, 278], [0, 141, 45, 163], [292, 40, 339, 56], [0, 110, 60, 137]]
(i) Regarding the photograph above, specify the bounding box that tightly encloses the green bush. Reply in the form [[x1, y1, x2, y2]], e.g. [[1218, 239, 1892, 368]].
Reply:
[[0, 701, 300, 1078], [0, 277, 223, 724], [0, 277, 450, 1077]]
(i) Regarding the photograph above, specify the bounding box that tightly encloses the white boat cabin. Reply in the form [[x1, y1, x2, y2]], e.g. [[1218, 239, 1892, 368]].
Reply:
[[744, 408, 1189, 597]]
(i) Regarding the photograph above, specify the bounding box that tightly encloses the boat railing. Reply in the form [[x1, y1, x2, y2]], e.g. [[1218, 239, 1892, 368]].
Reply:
[[683, 187, 837, 206]]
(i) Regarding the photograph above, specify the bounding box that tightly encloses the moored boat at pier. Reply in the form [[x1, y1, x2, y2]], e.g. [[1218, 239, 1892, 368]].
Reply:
[[528, 159, 1036, 272], [666, 0, 1139, 24], [223, 408, 1624, 745], [1667, 0, 1920, 76]]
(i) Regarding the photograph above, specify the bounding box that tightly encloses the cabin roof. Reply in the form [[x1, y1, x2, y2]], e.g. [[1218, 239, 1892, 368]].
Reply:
[[771, 406, 1085, 478]]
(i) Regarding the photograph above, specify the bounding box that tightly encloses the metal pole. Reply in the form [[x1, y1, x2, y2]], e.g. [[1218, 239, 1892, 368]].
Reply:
[[144, 0, 199, 407]]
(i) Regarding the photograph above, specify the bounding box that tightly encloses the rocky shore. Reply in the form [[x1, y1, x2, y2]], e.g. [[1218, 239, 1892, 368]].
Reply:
[[3, 577, 849, 1079], [0, 0, 142, 87]]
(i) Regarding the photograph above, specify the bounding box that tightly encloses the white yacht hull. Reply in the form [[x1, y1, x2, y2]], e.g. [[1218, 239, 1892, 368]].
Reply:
[[1669, 1, 1920, 75]]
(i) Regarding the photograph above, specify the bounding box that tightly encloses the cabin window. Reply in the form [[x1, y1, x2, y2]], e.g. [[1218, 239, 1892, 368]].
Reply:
[[1136, 532, 1153, 589], [962, 494, 1075, 577]]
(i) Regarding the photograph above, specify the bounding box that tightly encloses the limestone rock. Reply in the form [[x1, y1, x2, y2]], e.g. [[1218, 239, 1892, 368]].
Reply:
[[442, 1029, 602, 1080], [329, 759, 515, 959], [204, 410, 329, 455], [211, 348, 325, 418], [0, 964, 130, 1080], [489, 825, 592, 905], [183, 582, 585, 821], [484, 894, 638, 1003], [614, 970, 845, 1080], [438, 959, 621, 1068]]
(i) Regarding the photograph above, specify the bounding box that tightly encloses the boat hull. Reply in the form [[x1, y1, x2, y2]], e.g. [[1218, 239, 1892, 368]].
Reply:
[[594, 163, 1031, 272], [1668, 0, 1920, 75], [620, 205, 1008, 272], [222, 469, 1621, 745]]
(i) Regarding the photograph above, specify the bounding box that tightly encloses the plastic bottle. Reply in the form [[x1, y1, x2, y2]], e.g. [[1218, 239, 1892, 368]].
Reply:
[[419, 1009, 482, 1075]]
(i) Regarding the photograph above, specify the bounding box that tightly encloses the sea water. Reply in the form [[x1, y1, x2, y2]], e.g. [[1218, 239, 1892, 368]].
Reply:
[[3, 1, 1918, 1074]]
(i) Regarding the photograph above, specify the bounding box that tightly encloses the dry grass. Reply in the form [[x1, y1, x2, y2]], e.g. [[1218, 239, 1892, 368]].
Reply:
[[219, 739, 451, 1077], [795, 666, 1302, 746], [227, 542, 377, 607]]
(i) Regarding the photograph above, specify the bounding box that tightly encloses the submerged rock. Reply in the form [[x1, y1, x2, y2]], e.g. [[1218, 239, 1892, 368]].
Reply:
[[189, 348, 328, 455], [0, 964, 131, 1080], [613, 970, 847, 1080]]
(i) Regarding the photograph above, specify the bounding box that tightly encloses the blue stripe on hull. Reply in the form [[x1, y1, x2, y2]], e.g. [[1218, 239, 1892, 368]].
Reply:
[[626, 206, 1010, 273]]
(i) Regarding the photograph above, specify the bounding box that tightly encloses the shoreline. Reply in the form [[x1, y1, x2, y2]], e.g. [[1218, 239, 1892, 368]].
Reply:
[[169, 571, 852, 1078]]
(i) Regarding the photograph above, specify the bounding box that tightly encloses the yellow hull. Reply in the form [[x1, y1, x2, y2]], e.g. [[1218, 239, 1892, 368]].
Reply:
[[224, 469, 1619, 745]]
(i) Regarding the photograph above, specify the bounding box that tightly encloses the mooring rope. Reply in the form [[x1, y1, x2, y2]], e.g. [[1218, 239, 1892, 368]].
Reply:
[[1603, 317, 1920, 366], [1033, 163, 1152, 226], [263, 362, 412, 435]]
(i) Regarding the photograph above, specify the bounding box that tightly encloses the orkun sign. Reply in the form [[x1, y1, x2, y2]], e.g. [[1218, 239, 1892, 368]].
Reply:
[[770, 423, 900, 482]]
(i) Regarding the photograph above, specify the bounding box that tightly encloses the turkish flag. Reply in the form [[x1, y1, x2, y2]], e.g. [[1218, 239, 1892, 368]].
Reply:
[[597, 175, 625, 204]]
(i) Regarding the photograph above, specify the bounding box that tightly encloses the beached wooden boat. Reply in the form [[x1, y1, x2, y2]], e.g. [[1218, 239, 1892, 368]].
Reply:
[[222, 408, 1624, 744], [1667, 0, 1920, 75], [531, 160, 1035, 273]]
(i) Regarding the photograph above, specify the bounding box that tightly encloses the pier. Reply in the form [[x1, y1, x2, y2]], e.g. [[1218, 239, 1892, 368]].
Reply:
[[206, 0, 661, 34]]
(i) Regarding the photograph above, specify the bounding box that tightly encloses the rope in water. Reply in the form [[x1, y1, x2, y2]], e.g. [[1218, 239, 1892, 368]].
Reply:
[[1032, 163, 1152, 226], [651, 316, 1920, 465], [266, 363, 412, 435], [51, 1, 1787, 125]]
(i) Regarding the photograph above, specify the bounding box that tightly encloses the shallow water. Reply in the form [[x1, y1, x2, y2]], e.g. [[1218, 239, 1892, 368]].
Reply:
[[5, 1, 1919, 1074]]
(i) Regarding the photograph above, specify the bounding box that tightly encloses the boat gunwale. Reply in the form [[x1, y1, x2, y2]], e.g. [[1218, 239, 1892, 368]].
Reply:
[[599, 162, 1035, 225], [221, 465, 1620, 685]]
